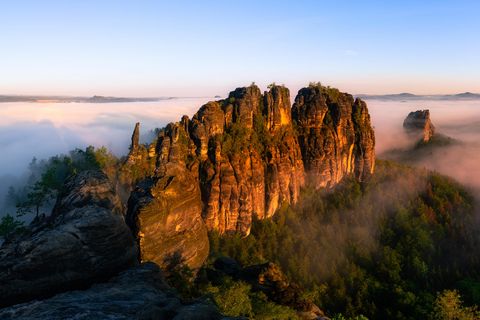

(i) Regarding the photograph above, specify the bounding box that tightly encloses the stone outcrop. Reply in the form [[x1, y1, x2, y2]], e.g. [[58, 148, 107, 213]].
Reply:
[[125, 83, 375, 268], [0, 171, 138, 308], [126, 123, 209, 270], [403, 109, 435, 143], [126, 122, 141, 163], [0, 263, 224, 320], [292, 85, 375, 188]]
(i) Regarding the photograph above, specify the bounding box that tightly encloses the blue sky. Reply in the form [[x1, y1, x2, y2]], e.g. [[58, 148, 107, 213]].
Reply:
[[0, 0, 479, 96]]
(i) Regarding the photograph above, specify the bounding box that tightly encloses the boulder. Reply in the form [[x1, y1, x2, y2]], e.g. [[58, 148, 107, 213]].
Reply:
[[0, 170, 138, 308]]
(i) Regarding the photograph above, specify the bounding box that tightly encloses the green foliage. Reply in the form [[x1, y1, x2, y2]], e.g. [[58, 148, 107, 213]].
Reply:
[[431, 290, 480, 320], [250, 291, 299, 320], [11, 146, 119, 218], [209, 160, 480, 319], [0, 214, 25, 236], [206, 279, 253, 317], [457, 279, 480, 306], [202, 276, 299, 319], [220, 122, 251, 157]]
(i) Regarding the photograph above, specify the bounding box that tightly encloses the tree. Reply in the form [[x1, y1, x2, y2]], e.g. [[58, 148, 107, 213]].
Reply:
[[0, 214, 25, 236], [431, 290, 480, 320], [206, 280, 253, 317], [4, 186, 18, 208], [16, 179, 54, 218]]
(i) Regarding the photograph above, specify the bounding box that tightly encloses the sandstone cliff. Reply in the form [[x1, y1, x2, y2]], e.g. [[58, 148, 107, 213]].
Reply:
[[292, 85, 375, 188], [403, 109, 435, 143], [125, 83, 375, 269]]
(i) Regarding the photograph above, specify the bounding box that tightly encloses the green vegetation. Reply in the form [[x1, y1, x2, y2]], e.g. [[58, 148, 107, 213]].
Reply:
[[208, 160, 480, 319], [308, 82, 342, 104], [7, 146, 118, 219], [220, 122, 251, 157], [201, 277, 299, 319], [382, 134, 458, 165], [432, 290, 480, 320], [0, 214, 25, 236], [414, 133, 456, 150]]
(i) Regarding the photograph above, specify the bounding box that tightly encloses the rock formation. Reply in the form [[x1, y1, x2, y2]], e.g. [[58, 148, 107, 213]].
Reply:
[[126, 123, 209, 270], [125, 83, 375, 269], [403, 109, 435, 143], [0, 263, 224, 320], [292, 85, 375, 188], [126, 122, 141, 163], [0, 171, 138, 308]]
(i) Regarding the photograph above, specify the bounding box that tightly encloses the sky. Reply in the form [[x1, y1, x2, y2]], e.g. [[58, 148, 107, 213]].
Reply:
[[0, 0, 479, 97]]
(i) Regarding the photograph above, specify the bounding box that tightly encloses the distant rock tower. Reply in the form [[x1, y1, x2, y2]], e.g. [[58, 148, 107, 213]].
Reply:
[[403, 110, 435, 143]]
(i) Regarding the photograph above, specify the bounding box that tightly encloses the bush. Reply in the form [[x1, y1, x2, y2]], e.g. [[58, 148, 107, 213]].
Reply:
[[206, 280, 253, 317], [0, 214, 25, 236], [431, 290, 480, 320]]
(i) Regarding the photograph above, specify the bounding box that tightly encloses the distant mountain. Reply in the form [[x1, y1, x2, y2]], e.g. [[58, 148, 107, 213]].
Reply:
[[85, 95, 162, 103], [357, 92, 480, 101], [0, 95, 171, 103]]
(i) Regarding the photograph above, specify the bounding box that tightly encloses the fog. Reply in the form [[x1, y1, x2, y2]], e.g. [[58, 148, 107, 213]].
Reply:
[[367, 99, 480, 194], [0, 98, 208, 213], [1, 97, 480, 217]]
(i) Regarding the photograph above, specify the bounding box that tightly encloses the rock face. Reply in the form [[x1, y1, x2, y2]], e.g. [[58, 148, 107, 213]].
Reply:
[[125, 83, 375, 268], [126, 122, 141, 163], [126, 123, 209, 270], [403, 109, 435, 143], [292, 85, 375, 188], [0, 171, 138, 308], [0, 263, 224, 320]]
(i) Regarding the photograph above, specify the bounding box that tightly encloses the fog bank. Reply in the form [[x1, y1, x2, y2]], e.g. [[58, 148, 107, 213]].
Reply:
[[1, 97, 480, 216], [367, 99, 480, 193], [0, 98, 208, 213]]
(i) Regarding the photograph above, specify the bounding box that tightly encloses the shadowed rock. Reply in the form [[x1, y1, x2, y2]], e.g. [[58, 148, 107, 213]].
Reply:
[[126, 123, 209, 270], [0, 263, 224, 320], [0, 170, 138, 308], [403, 109, 435, 143]]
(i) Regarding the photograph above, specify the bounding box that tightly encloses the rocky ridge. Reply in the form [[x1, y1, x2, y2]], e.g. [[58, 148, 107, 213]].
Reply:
[[125, 83, 375, 269], [0, 171, 138, 308], [0, 263, 223, 320]]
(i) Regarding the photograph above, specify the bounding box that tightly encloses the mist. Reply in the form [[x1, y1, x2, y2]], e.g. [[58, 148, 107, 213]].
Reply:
[[0, 98, 208, 213], [366, 99, 480, 194], [1, 96, 480, 218]]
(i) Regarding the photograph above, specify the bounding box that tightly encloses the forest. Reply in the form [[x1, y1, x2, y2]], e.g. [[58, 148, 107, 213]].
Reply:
[[2, 149, 480, 319]]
